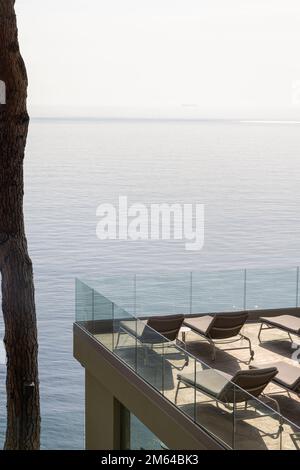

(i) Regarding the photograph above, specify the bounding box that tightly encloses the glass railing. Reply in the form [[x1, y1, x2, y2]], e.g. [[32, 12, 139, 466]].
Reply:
[[77, 267, 300, 318], [75, 274, 300, 450]]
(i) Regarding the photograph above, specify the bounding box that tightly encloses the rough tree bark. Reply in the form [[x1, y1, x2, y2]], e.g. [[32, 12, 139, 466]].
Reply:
[[0, 0, 40, 449]]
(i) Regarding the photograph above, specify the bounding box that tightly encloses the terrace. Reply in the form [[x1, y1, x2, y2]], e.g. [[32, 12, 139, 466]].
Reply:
[[74, 268, 300, 450]]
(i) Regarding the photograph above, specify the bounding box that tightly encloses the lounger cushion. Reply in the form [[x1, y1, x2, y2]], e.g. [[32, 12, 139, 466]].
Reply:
[[184, 313, 248, 340], [183, 316, 214, 335], [260, 315, 300, 335], [120, 319, 146, 339], [251, 361, 300, 390], [178, 368, 232, 397]]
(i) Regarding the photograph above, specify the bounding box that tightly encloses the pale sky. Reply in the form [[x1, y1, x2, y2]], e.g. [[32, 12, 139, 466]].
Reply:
[[16, 0, 300, 119]]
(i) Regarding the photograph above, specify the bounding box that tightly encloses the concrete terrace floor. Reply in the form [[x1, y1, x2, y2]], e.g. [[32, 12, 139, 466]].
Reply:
[[94, 322, 300, 450]]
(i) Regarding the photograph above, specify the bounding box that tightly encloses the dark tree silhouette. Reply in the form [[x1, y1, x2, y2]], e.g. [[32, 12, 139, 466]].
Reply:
[[0, 0, 40, 449]]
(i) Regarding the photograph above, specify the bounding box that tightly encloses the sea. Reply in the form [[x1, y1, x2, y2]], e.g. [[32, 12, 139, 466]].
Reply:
[[0, 118, 300, 448]]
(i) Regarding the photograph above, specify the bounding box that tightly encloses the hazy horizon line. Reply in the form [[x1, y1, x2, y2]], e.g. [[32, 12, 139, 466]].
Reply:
[[30, 116, 300, 124]]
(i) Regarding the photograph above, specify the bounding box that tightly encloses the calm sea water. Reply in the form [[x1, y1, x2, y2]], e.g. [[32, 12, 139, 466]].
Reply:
[[0, 119, 300, 448]]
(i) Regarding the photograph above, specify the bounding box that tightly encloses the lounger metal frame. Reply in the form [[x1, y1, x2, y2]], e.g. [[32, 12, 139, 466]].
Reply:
[[187, 329, 254, 364], [258, 321, 294, 344]]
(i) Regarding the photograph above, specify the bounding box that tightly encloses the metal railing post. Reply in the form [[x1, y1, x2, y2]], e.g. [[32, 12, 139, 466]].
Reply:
[[92, 288, 95, 322], [190, 272, 193, 315], [112, 302, 115, 351], [134, 273, 137, 316], [243, 269, 247, 311], [296, 267, 299, 308]]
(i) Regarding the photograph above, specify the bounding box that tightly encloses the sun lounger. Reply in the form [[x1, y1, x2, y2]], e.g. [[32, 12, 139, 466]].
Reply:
[[176, 366, 278, 404], [116, 314, 185, 368], [175, 367, 283, 448], [175, 366, 282, 446], [184, 312, 254, 363], [258, 315, 300, 344], [250, 361, 300, 396], [118, 314, 184, 345]]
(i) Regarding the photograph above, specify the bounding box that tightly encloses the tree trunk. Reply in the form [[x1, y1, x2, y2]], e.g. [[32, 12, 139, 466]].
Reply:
[[0, 0, 40, 449]]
